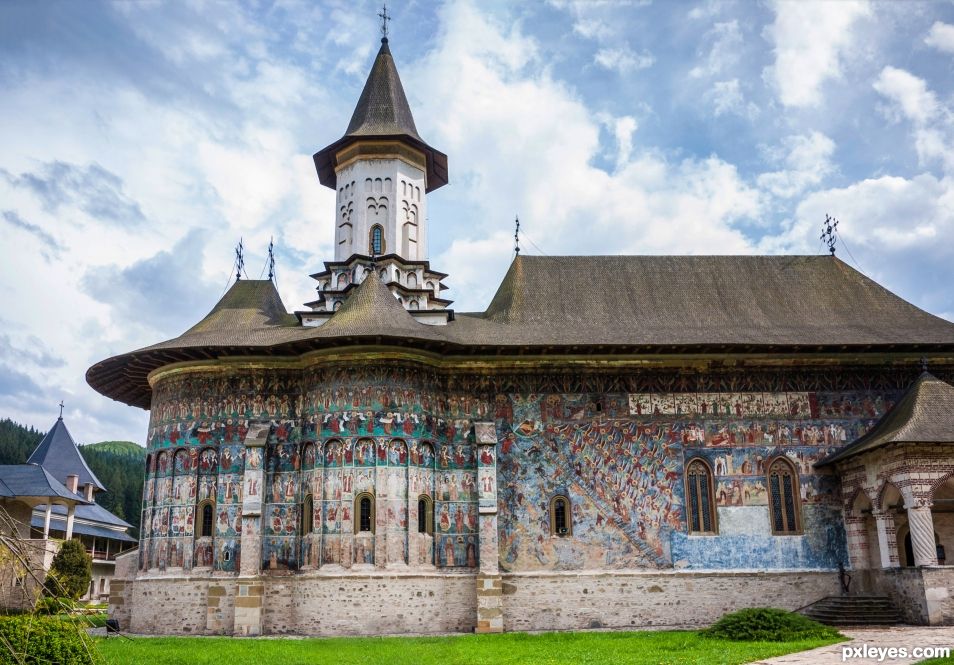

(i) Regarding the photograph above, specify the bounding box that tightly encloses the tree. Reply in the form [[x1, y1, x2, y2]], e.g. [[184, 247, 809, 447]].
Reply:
[[44, 539, 92, 601]]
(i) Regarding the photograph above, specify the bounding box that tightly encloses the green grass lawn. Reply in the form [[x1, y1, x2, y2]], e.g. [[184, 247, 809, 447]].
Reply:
[[97, 629, 844, 665]]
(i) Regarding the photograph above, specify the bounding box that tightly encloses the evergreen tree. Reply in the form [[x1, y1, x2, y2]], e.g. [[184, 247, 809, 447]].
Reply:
[[45, 539, 92, 601]]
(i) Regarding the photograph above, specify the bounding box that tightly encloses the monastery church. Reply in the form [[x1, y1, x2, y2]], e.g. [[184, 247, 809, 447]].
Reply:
[[90, 34, 954, 635]]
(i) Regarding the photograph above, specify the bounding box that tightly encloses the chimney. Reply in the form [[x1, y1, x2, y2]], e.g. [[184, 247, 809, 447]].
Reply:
[[66, 474, 79, 494], [84, 483, 95, 502]]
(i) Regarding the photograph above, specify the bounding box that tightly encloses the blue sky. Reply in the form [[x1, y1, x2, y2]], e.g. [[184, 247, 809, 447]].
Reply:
[[1, 0, 953, 444]]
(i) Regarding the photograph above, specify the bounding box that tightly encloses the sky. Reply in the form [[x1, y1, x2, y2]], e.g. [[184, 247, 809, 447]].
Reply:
[[1, 0, 954, 445]]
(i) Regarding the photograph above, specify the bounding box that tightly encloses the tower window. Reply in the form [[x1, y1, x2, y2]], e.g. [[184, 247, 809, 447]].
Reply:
[[768, 457, 802, 535], [417, 495, 434, 534], [549, 495, 572, 536], [685, 459, 717, 534], [355, 492, 375, 533], [369, 225, 384, 255]]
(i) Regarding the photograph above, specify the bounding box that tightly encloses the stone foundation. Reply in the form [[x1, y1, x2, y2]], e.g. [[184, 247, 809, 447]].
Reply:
[[865, 567, 954, 625], [110, 569, 843, 635]]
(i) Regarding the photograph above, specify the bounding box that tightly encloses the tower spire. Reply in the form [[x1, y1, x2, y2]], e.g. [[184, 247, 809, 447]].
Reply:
[[235, 238, 245, 281], [267, 236, 276, 282], [378, 3, 391, 41], [514, 216, 521, 256]]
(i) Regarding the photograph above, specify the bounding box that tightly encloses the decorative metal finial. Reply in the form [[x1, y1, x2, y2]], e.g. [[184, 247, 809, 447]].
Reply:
[[820, 214, 839, 256], [921, 357, 929, 373], [267, 236, 276, 281], [58, 400, 64, 419], [378, 3, 391, 40], [235, 238, 245, 281], [514, 216, 521, 256]]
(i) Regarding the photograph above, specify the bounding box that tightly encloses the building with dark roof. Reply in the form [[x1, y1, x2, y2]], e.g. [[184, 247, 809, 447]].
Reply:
[[0, 416, 137, 610], [92, 35, 954, 636]]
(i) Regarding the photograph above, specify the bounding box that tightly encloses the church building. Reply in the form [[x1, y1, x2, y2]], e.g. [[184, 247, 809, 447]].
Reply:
[[90, 35, 954, 635]]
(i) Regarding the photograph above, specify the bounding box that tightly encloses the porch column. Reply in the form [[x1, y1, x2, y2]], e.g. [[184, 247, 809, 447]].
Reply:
[[65, 503, 76, 540], [42, 504, 53, 538], [873, 510, 900, 568], [844, 514, 870, 570], [474, 422, 503, 634], [907, 502, 938, 567]]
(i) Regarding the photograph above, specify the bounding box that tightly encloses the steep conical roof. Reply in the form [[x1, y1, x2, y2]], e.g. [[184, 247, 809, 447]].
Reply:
[[345, 38, 420, 139], [184, 279, 294, 335], [317, 270, 427, 337], [313, 39, 448, 192], [818, 372, 954, 465], [27, 417, 105, 491]]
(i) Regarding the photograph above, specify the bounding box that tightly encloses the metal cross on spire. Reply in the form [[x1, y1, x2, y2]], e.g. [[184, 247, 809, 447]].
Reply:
[[820, 214, 839, 256], [378, 2, 391, 40], [58, 400, 64, 419], [514, 215, 521, 256], [267, 236, 276, 282], [235, 238, 245, 281]]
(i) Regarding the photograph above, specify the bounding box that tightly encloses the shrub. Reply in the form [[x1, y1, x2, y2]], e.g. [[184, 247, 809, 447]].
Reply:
[[702, 608, 842, 642], [0, 614, 99, 664], [44, 539, 91, 601], [32, 596, 74, 615]]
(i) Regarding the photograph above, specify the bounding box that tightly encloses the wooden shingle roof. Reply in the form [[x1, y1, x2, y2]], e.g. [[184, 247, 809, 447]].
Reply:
[[818, 372, 954, 466], [86, 255, 954, 409]]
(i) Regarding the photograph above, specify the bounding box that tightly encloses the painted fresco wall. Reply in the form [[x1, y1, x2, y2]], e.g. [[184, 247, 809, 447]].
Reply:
[[141, 365, 902, 576], [494, 389, 899, 572]]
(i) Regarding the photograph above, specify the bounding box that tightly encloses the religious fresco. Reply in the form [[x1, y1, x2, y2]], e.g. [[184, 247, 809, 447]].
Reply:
[[497, 389, 900, 572], [138, 365, 906, 578]]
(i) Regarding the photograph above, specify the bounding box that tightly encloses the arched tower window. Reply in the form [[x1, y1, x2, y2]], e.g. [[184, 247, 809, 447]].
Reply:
[[355, 492, 375, 534], [549, 495, 572, 536], [685, 458, 717, 534], [768, 457, 802, 535], [300, 494, 314, 536], [418, 495, 434, 534], [196, 500, 214, 539], [369, 225, 384, 255]]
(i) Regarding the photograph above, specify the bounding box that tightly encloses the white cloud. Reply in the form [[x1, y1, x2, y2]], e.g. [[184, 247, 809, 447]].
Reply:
[[764, 0, 871, 108], [925, 21, 954, 54], [757, 131, 837, 199], [873, 66, 953, 172], [873, 66, 939, 125], [706, 79, 759, 119], [594, 46, 654, 73], [690, 20, 742, 79]]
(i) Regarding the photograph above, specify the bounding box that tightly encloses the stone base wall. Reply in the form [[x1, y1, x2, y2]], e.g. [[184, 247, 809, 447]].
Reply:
[[500, 570, 840, 632], [111, 569, 844, 635], [867, 567, 954, 625]]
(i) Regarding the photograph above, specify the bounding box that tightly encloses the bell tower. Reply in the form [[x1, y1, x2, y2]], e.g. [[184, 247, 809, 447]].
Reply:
[[306, 36, 451, 316]]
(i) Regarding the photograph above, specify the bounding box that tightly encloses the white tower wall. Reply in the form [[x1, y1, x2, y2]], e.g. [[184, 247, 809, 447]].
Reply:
[[334, 158, 427, 262]]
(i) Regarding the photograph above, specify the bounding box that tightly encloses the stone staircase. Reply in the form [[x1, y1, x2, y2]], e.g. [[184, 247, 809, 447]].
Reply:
[[800, 595, 903, 626]]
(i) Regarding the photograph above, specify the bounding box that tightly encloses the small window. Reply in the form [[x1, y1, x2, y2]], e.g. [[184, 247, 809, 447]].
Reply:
[[355, 492, 375, 534], [418, 495, 434, 535], [768, 457, 801, 535], [549, 495, 572, 536], [301, 494, 314, 536], [369, 225, 384, 255], [197, 500, 214, 539], [685, 459, 717, 534]]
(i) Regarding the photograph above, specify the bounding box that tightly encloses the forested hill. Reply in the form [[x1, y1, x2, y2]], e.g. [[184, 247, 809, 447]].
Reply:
[[0, 418, 144, 535]]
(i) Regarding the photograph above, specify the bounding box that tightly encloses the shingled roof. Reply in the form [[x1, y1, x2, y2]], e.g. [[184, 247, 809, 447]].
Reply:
[[818, 372, 954, 466], [0, 465, 88, 504], [27, 418, 104, 491], [312, 38, 448, 192], [86, 255, 954, 409]]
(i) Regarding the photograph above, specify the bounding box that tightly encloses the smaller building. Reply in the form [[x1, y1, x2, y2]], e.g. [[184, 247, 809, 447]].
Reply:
[[0, 416, 137, 608]]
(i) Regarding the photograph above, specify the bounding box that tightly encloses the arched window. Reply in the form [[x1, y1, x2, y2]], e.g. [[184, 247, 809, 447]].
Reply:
[[300, 494, 314, 536], [355, 492, 375, 534], [417, 495, 434, 534], [369, 225, 384, 255], [549, 495, 572, 536], [685, 459, 717, 534], [768, 457, 801, 535], [196, 500, 214, 539]]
